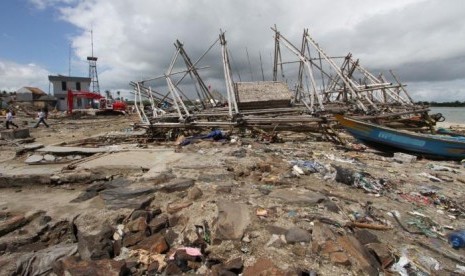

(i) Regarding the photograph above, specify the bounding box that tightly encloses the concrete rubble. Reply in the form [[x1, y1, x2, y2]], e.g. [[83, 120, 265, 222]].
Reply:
[[1, 115, 465, 275]]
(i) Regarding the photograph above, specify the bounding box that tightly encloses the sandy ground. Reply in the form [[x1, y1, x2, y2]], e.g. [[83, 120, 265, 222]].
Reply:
[[1, 113, 465, 275]]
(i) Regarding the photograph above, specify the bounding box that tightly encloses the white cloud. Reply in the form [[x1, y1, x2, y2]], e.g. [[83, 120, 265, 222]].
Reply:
[[0, 60, 51, 92], [56, 1, 423, 85], [24, 0, 465, 101]]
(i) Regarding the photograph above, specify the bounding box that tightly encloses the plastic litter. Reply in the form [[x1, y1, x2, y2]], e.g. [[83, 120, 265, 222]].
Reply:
[[418, 172, 442, 182], [418, 256, 441, 271], [168, 247, 202, 260], [448, 229, 465, 249], [390, 252, 410, 276], [292, 165, 304, 175], [290, 160, 326, 174], [323, 153, 358, 164], [393, 152, 417, 163], [427, 163, 459, 173], [455, 264, 465, 273], [180, 129, 229, 146], [333, 165, 387, 193]]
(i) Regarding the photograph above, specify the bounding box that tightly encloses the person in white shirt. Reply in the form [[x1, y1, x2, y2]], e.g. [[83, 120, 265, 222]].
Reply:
[[5, 110, 19, 129], [33, 109, 49, 128]]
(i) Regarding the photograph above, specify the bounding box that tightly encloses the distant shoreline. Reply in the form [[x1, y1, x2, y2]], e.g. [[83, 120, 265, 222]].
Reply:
[[417, 101, 465, 107]]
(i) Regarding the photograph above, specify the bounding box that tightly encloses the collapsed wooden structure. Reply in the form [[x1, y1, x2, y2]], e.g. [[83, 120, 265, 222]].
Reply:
[[130, 27, 438, 142]]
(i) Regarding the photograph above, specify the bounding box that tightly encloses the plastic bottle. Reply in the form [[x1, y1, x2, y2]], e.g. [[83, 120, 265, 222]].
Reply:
[[448, 230, 465, 249]]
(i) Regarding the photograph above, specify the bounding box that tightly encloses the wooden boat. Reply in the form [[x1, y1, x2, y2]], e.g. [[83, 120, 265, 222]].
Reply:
[[335, 114, 465, 160]]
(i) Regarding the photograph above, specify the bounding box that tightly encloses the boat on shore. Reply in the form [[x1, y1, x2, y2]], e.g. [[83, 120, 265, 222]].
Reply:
[[335, 114, 465, 160]]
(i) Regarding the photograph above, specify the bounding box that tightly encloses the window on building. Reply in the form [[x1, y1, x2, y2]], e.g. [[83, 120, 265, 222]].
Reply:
[[76, 82, 81, 90], [61, 81, 67, 91]]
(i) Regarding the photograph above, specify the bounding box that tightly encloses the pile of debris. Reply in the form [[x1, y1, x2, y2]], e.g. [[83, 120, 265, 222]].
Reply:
[[130, 27, 441, 142]]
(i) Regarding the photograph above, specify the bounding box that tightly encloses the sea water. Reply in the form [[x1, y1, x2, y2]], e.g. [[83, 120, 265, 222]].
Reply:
[[430, 107, 465, 124]]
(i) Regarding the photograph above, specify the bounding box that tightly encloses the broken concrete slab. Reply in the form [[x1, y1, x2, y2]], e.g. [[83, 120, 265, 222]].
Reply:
[[337, 235, 380, 276], [75, 214, 115, 261], [157, 178, 195, 193], [23, 143, 44, 150], [285, 227, 311, 243], [25, 154, 44, 164], [0, 174, 50, 188], [43, 154, 56, 162], [15, 243, 78, 275], [0, 128, 30, 140], [36, 146, 111, 154], [53, 256, 129, 276], [74, 150, 185, 177], [99, 186, 156, 210]]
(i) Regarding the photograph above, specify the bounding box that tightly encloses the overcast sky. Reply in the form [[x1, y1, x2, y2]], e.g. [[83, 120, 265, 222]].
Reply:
[[1, 0, 464, 102]]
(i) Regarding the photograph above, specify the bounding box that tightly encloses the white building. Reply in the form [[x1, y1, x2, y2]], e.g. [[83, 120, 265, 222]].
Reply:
[[48, 75, 91, 111], [16, 87, 46, 102]]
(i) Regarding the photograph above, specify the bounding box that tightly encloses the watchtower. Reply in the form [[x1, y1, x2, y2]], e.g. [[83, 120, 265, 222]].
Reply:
[[87, 29, 100, 94]]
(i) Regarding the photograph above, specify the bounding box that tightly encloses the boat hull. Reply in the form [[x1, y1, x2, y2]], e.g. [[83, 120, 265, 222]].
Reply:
[[335, 115, 465, 160]]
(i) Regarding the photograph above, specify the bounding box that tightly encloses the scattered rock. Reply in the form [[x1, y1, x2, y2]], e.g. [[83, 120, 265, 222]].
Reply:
[[126, 216, 147, 233], [266, 224, 287, 235], [330, 252, 351, 266], [43, 154, 56, 162], [285, 227, 311, 243], [354, 229, 380, 245], [158, 178, 195, 193], [366, 243, 395, 268], [23, 143, 44, 150], [321, 240, 342, 256], [311, 221, 335, 254], [215, 184, 233, 193], [71, 182, 107, 202], [133, 233, 169, 254], [324, 200, 340, 213], [25, 154, 43, 164], [130, 210, 150, 221], [215, 202, 251, 240], [99, 186, 155, 210], [0, 214, 27, 237], [337, 235, 380, 276], [53, 256, 129, 276], [187, 187, 203, 200], [166, 201, 193, 214], [123, 231, 146, 247], [148, 214, 169, 234], [15, 244, 78, 275], [74, 214, 116, 261], [243, 258, 286, 276]]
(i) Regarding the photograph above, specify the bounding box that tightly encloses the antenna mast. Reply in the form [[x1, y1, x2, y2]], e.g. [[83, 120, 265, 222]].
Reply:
[[68, 43, 71, 76], [87, 28, 100, 93]]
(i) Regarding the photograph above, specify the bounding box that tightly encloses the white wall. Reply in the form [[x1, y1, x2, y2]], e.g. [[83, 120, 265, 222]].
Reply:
[[16, 88, 33, 101]]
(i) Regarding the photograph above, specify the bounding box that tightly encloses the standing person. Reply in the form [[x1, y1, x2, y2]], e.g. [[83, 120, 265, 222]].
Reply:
[[34, 109, 49, 128], [5, 110, 19, 129], [43, 105, 49, 119]]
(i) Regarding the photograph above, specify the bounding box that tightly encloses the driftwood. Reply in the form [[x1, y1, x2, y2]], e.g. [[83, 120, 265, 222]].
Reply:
[[346, 221, 393, 231]]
